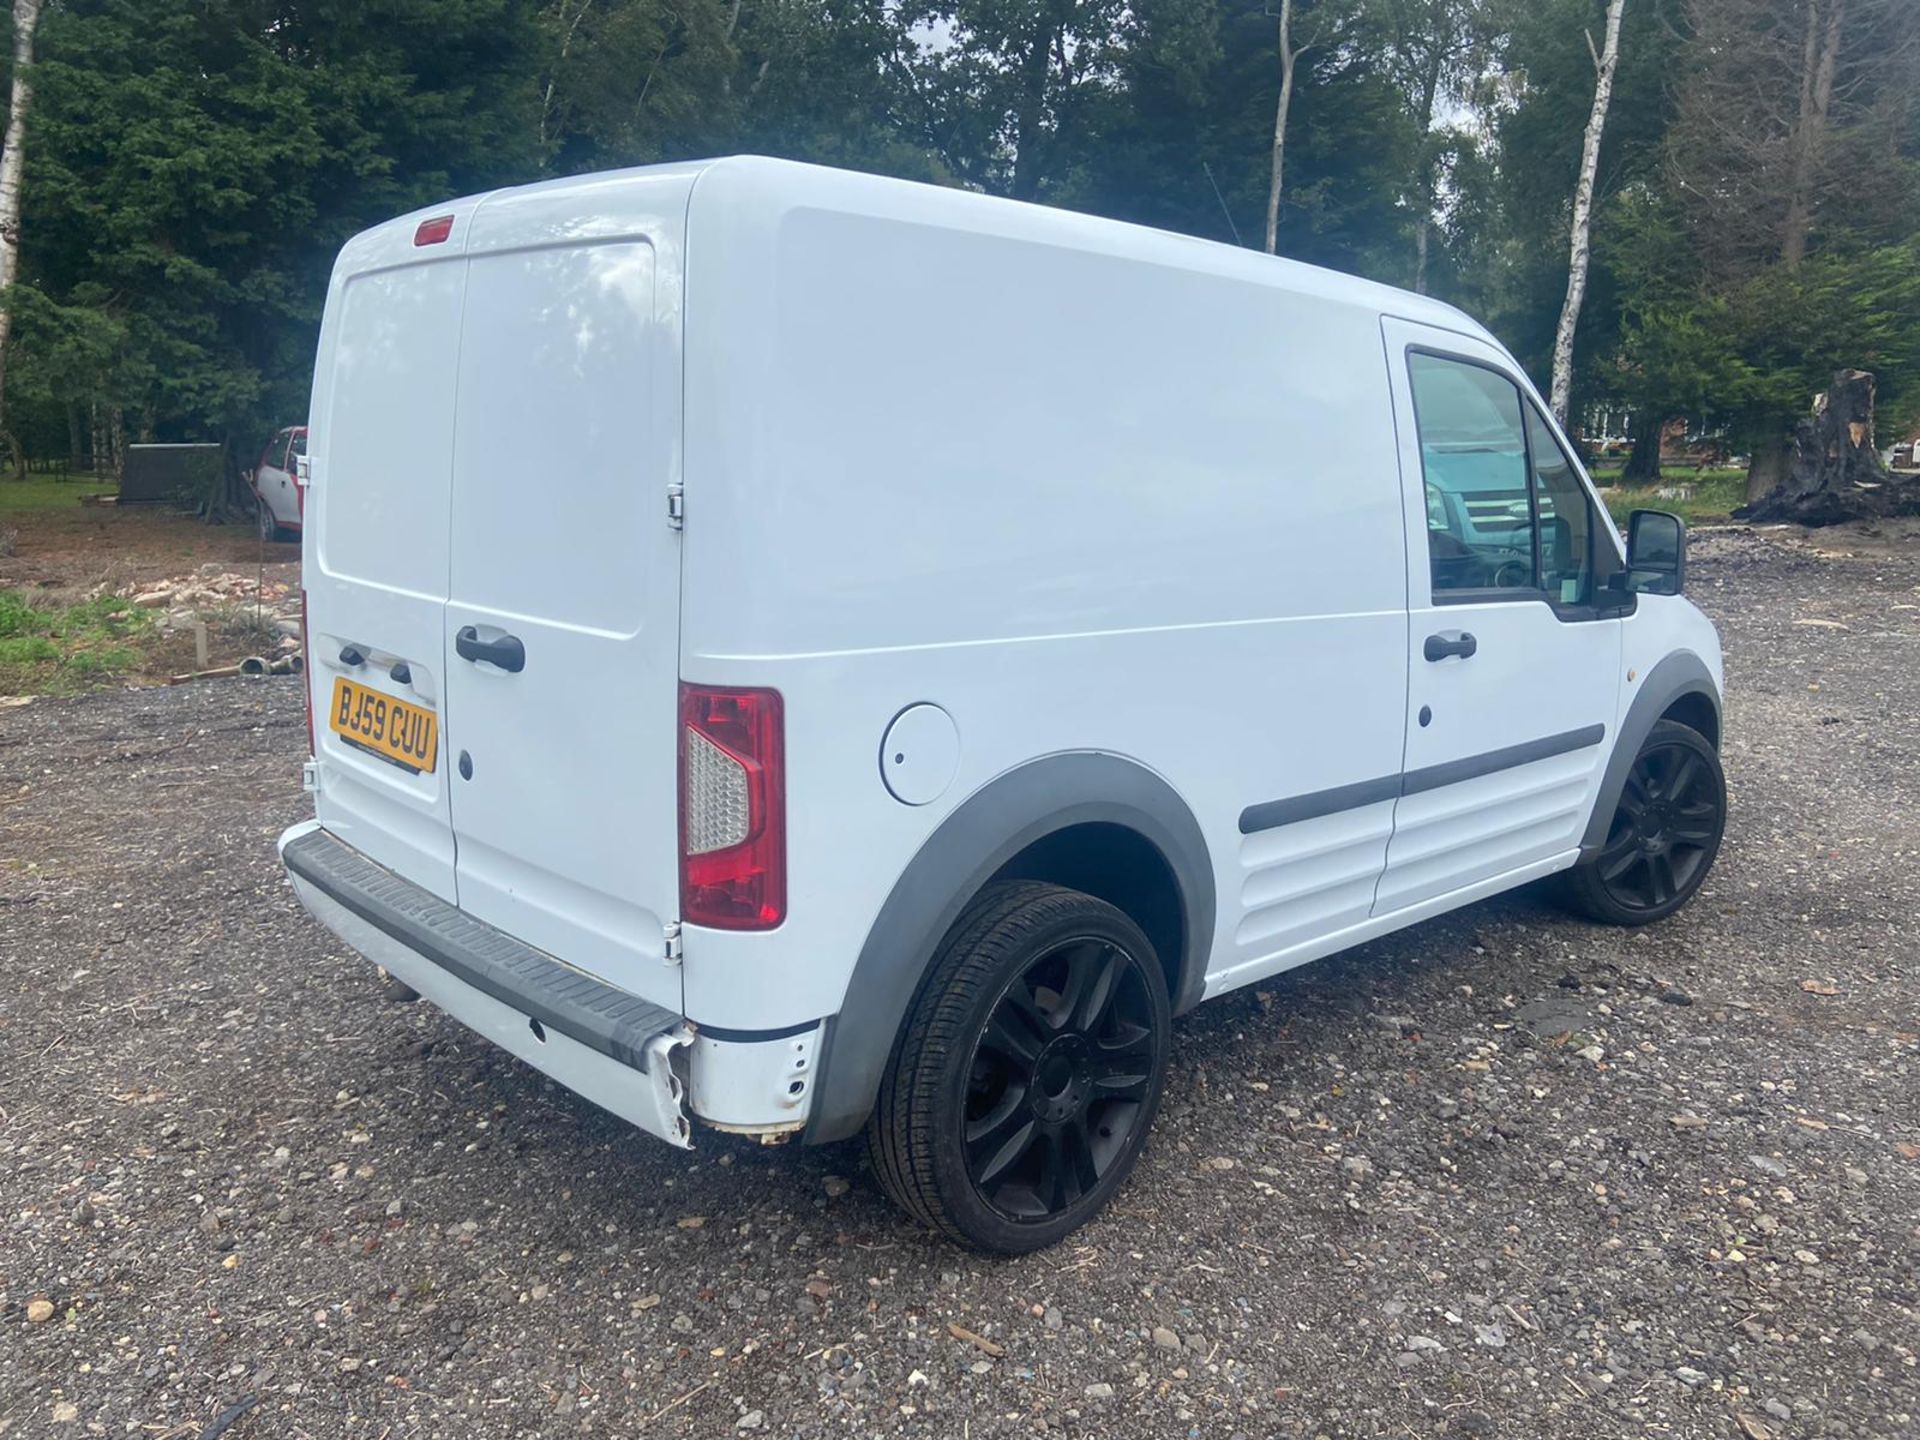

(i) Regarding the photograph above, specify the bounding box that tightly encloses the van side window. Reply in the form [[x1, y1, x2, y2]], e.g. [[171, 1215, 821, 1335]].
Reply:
[[1525, 404, 1611, 606], [1407, 353, 1535, 596]]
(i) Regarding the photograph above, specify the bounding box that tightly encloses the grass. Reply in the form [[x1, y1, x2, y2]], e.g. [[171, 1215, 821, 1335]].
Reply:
[[1593, 466, 1747, 527], [0, 589, 157, 696], [0, 472, 113, 514]]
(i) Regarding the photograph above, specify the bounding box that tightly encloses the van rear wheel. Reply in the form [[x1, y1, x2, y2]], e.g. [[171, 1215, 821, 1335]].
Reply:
[[867, 881, 1170, 1253], [1559, 719, 1725, 925]]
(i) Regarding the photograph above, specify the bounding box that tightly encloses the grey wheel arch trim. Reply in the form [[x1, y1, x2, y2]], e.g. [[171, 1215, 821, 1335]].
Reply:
[[1579, 649, 1722, 858], [801, 752, 1215, 1145]]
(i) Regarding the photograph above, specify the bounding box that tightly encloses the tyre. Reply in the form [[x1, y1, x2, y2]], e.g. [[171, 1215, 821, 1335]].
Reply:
[[867, 881, 1171, 1253], [256, 498, 284, 542], [1558, 718, 1726, 925]]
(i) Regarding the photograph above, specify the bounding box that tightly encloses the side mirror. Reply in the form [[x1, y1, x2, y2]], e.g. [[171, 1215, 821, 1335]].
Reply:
[[1626, 509, 1686, 596]]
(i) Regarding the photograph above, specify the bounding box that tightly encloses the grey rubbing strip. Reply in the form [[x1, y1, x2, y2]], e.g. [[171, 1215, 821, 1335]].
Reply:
[[1238, 775, 1401, 834], [1399, 724, 1606, 796], [1239, 725, 1607, 834]]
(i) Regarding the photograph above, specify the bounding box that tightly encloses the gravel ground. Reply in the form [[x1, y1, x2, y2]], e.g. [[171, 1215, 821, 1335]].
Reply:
[[3, 528, 1917, 1440]]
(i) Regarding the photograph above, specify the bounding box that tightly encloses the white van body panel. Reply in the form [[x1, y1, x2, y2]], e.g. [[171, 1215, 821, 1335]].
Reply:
[[287, 156, 1724, 1153], [676, 159, 1471, 1029]]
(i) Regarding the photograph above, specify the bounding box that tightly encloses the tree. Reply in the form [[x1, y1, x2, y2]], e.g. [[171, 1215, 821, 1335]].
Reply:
[[0, 0, 45, 465], [890, 0, 1127, 203], [1372, 0, 1480, 292], [1263, 0, 1348, 254], [1586, 186, 1747, 481], [15, 0, 546, 505], [1262, 0, 1300, 252], [1671, 0, 1916, 284], [1070, 0, 1410, 275], [1547, 0, 1624, 425], [1464, 0, 1676, 406], [1666, 0, 1920, 497]]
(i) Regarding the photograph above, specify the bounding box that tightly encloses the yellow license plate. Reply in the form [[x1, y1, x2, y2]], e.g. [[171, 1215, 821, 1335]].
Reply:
[[329, 677, 439, 774]]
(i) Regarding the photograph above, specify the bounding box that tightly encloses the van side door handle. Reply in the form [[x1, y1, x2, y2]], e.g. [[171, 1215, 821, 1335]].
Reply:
[[1423, 631, 1477, 662], [455, 626, 526, 673]]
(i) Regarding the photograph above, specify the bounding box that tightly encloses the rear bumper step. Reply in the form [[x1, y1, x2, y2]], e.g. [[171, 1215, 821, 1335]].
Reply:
[[280, 822, 694, 1145]]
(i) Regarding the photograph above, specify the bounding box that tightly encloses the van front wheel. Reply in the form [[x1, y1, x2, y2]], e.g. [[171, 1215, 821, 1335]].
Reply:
[[867, 881, 1170, 1253], [1560, 718, 1725, 925]]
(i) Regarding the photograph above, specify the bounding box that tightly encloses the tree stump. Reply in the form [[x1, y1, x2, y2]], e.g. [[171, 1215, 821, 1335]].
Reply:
[[1737, 370, 1920, 526]]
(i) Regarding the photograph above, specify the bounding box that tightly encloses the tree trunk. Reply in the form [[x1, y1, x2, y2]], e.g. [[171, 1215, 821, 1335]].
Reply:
[[538, 0, 596, 158], [65, 400, 84, 473], [1623, 413, 1667, 483], [1548, 0, 1626, 427], [1781, 0, 1844, 266], [1263, 0, 1299, 256], [1744, 433, 1791, 503], [1007, 14, 1056, 203], [1737, 370, 1920, 525], [0, 0, 46, 430], [1410, 48, 1445, 294]]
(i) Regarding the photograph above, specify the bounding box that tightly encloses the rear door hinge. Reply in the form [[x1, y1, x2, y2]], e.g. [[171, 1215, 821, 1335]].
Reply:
[[662, 920, 683, 966], [666, 484, 684, 530], [301, 760, 320, 794]]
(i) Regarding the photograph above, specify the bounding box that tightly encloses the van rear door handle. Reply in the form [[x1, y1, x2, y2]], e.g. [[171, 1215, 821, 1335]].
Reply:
[[455, 626, 526, 673], [1423, 631, 1477, 662]]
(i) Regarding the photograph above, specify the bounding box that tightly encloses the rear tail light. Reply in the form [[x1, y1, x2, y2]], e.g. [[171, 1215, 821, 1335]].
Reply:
[[300, 589, 314, 756], [679, 684, 785, 930], [413, 214, 454, 247]]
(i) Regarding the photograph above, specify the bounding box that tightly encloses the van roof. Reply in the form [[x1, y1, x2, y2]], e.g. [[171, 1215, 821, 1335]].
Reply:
[[334, 155, 1498, 352]]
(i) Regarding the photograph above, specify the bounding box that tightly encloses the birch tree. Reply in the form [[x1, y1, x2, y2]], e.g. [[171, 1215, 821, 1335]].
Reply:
[[1262, 0, 1308, 253], [1547, 0, 1625, 426], [1263, 0, 1345, 254], [0, 0, 45, 438]]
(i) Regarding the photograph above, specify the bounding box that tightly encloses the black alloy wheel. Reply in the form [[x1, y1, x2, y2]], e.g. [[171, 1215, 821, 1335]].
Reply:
[[962, 932, 1163, 1220], [868, 881, 1172, 1253], [1561, 718, 1725, 925]]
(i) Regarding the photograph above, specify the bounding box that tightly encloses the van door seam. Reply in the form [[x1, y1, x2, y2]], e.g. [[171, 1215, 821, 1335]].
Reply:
[[1371, 316, 1415, 919]]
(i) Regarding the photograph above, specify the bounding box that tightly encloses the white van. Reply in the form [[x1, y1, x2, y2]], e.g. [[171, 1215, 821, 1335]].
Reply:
[[279, 157, 1726, 1252]]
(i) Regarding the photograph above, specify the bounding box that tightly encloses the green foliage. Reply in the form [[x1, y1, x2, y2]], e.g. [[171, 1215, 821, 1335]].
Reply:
[[11, 0, 546, 483], [1721, 241, 1920, 439], [0, 0, 1914, 492], [0, 634, 60, 664], [0, 586, 155, 693]]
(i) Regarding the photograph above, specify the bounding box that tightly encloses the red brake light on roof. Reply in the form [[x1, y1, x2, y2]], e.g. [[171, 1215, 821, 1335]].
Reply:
[[413, 215, 454, 247], [679, 684, 785, 930]]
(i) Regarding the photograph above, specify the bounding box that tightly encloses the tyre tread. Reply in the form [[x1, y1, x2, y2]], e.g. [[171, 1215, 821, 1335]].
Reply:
[[867, 881, 1142, 1249]]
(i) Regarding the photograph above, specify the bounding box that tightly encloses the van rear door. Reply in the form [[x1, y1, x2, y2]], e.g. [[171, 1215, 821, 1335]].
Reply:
[[440, 179, 687, 1004], [306, 203, 483, 903]]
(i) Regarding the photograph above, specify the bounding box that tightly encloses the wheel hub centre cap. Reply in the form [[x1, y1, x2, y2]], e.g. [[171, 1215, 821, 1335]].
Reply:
[[1031, 1034, 1093, 1123]]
